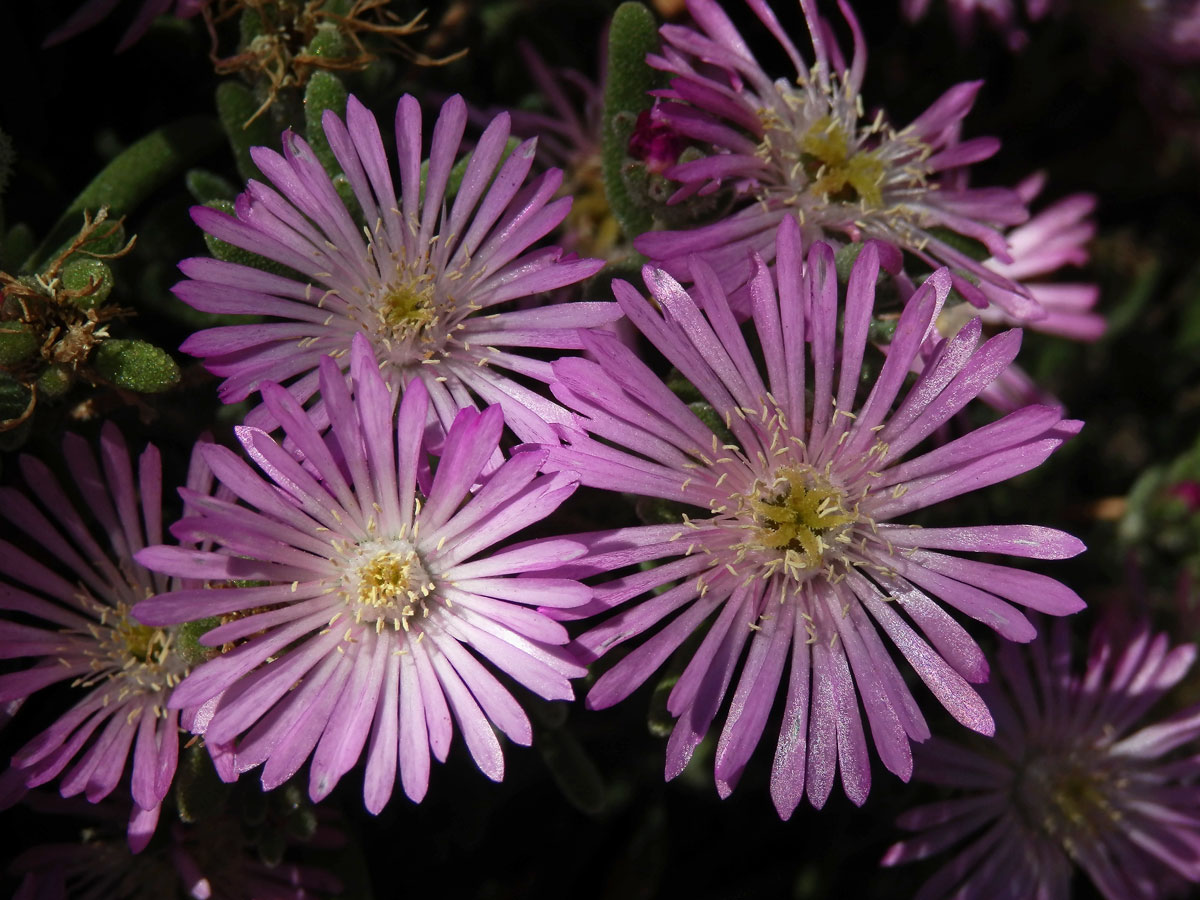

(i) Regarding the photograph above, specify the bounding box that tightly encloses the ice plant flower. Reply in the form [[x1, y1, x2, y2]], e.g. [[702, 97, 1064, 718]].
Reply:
[[883, 616, 1200, 899], [134, 334, 591, 812], [175, 92, 615, 441], [0, 423, 206, 849], [635, 0, 1031, 314], [925, 173, 1102, 411], [544, 217, 1084, 816], [44, 0, 208, 52]]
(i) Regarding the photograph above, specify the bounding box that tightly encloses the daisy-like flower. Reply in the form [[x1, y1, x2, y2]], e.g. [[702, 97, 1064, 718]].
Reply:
[[134, 334, 591, 812], [634, 0, 1031, 314], [44, 0, 208, 52], [544, 217, 1084, 816], [176, 93, 616, 441], [883, 615, 1200, 899], [924, 173, 1102, 411], [0, 423, 208, 849]]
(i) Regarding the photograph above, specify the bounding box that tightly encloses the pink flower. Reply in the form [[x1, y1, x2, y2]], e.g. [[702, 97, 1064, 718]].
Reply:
[[0, 424, 209, 850], [543, 216, 1084, 816], [633, 0, 1031, 312], [176, 93, 616, 442], [136, 334, 592, 812], [884, 615, 1200, 900]]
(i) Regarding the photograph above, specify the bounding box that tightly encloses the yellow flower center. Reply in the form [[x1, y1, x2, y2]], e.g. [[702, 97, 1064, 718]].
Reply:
[[379, 277, 438, 342], [345, 542, 436, 633], [799, 115, 885, 208], [1018, 753, 1121, 846], [116, 618, 172, 666], [748, 466, 858, 579]]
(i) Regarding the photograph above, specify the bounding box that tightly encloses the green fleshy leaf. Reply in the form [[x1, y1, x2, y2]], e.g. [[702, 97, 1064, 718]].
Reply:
[[175, 743, 231, 824], [303, 71, 349, 178], [176, 617, 221, 667], [602, 2, 661, 240], [925, 226, 991, 263], [35, 363, 72, 400], [61, 258, 114, 308], [305, 21, 348, 60], [27, 118, 222, 272], [647, 672, 679, 738], [868, 314, 899, 344], [185, 168, 238, 204], [92, 339, 180, 393], [0, 321, 38, 366], [216, 81, 276, 183]]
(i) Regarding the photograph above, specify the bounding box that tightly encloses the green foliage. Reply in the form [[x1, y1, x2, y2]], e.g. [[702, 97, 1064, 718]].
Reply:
[[0, 373, 33, 429], [61, 258, 114, 309], [925, 225, 992, 262], [0, 321, 37, 366], [175, 743, 232, 824], [176, 617, 221, 667], [92, 339, 180, 393], [28, 118, 221, 272], [602, 2, 661, 241], [303, 71, 349, 177], [34, 363, 72, 399], [216, 81, 276, 183], [185, 168, 239, 204]]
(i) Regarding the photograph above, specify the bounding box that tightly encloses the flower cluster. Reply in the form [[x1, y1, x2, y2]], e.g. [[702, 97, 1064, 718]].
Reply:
[[15, 0, 1200, 896]]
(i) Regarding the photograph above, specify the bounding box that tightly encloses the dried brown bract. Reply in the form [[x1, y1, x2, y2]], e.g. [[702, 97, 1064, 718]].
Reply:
[[204, 0, 466, 125]]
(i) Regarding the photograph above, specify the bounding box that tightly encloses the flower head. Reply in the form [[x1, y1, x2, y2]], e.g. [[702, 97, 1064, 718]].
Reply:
[[176, 93, 616, 441], [545, 217, 1084, 816], [135, 334, 591, 812], [634, 0, 1030, 311], [883, 615, 1200, 900], [0, 423, 206, 849]]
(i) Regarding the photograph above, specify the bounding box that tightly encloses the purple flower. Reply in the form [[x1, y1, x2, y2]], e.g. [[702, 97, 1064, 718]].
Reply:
[[175, 93, 616, 441], [135, 334, 591, 812], [883, 615, 1200, 900], [44, 0, 208, 52], [544, 217, 1084, 816], [920, 173, 1102, 411], [976, 173, 1102, 341], [634, 0, 1031, 313], [0, 423, 207, 849]]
